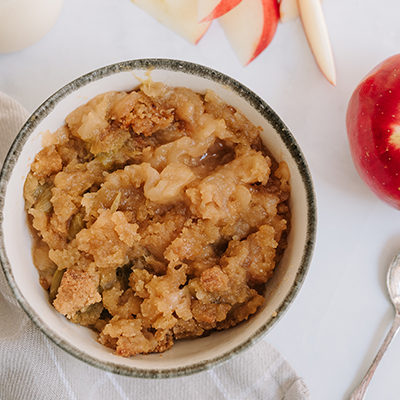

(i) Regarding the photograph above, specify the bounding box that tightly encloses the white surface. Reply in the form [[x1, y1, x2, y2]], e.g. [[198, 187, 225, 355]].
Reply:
[[1, 0, 400, 398]]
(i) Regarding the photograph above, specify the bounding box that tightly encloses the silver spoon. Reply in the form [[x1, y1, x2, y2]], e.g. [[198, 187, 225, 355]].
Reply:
[[349, 248, 400, 400]]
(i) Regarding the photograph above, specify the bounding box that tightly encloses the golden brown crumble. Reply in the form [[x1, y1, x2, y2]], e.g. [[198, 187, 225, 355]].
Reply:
[[24, 81, 291, 357]]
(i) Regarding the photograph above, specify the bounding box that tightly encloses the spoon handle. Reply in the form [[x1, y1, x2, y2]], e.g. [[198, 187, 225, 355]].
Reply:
[[349, 312, 400, 400]]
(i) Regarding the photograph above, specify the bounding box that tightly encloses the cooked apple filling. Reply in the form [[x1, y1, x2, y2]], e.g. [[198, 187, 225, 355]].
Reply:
[[23, 81, 291, 357]]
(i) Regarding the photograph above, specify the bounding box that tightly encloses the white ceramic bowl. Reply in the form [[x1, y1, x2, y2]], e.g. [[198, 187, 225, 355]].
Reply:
[[0, 59, 316, 378]]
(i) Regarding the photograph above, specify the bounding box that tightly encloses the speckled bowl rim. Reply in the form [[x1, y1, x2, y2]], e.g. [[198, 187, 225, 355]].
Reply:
[[0, 59, 317, 378]]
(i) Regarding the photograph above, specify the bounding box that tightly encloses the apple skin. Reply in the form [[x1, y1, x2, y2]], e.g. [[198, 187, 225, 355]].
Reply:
[[252, 0, 279, 63], [199, 0, 243, 23], [219, 0, 279, 66], [346, 53, 400, 210]]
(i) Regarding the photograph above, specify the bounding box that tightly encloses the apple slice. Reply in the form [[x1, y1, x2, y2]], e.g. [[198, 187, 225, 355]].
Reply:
[[198, 0, 243, 23], [279, 0, 301, 22], [131, 0, 211, 45], [279, 0, 322, 23], [219, 0, 279, 66], [297, 0, 336, 85]]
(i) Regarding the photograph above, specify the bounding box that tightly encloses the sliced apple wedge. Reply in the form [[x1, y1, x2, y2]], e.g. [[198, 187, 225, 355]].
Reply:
[[279, 0, 300, 22], [219, 0, 279, 66], [279, 0, 322, 23], [131, 0, 211, 45], [297, 0, 336, 85], [198, 0, 243, 23]]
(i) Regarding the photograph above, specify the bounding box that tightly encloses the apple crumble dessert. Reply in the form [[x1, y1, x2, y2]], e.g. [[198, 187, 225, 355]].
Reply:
[[23, 80, 291, 357]]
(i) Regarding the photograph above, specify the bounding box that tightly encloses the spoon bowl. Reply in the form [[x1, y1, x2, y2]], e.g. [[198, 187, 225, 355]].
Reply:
[[388, 250, 400, 310]]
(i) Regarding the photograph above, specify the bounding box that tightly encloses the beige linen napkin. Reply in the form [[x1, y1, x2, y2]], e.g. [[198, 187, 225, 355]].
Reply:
[[0, 92, 310, 400]]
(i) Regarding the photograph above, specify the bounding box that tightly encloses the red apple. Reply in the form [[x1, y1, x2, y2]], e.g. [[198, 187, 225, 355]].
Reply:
[[218, 0, 279, 66], [198, 0, 243, 23], [346, 53, 400, 210], [131, 0, 211, 45]]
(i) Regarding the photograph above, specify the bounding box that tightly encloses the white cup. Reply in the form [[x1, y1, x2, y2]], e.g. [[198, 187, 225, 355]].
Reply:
[[0, 0, 64, 54]]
